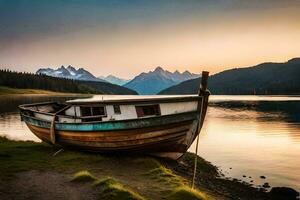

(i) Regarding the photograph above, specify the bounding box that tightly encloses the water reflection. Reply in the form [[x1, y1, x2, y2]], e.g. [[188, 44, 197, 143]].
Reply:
[[0, 113, 40, 142], [190, 96, 300, 192], [210, 100, 300, 123]]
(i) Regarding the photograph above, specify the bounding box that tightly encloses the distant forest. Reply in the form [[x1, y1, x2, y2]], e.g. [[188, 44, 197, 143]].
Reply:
[[159, 58, 300, 95], [0, 70, 137, 95]]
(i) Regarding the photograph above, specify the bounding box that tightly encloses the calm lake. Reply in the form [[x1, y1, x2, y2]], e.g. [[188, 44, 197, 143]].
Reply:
[[1, 95, 300, 192]]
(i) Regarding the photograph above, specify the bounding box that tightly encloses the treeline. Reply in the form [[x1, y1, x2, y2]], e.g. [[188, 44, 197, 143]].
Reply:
[[0, 69, 98, 93], [159, 58, 300, 95], [0, 69, 137, 95]]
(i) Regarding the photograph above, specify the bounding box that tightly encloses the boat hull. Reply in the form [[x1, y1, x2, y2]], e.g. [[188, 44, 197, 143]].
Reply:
[[22, 111, 200, 156]]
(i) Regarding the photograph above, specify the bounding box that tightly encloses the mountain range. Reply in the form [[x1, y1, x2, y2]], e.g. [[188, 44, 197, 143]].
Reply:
[[159, 58, 300, 95], [36, 65, 106, 82], [98, 75, 130, 86], [123, 67, 200, 94], [36, 66, 199, 94]]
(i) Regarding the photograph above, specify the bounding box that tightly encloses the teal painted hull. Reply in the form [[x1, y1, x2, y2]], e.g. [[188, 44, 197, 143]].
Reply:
[[22, 111, 199, 132]]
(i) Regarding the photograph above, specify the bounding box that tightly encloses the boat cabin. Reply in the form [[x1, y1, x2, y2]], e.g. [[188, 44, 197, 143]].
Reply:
[[22, 95, 201, 123]]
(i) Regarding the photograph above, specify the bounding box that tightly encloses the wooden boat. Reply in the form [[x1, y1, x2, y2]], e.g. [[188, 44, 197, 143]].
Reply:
[[19, 71, 210, 159]]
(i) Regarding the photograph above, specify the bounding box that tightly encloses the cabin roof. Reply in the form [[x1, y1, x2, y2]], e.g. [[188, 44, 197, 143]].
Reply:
[[66, 95, 201, 105]]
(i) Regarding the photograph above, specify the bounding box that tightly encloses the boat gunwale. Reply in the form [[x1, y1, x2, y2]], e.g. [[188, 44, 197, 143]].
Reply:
[[65, 95, 203, 105]]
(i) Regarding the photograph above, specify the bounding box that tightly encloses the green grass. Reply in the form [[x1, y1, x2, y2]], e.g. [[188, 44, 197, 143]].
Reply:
[[94, 177, 146, 200], [93, 176, 118, 186], [167, 186, 207, 200], [72, 170, 97, 182], [132, 157, 160, 169], [0, 137, 212, 200], [144, 165, 185, 186], [0, 136, 103, 177], [143, 165, 210, 200]]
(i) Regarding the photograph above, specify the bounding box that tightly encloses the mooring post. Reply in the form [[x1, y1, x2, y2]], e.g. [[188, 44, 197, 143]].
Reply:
[[199, 71, 209, 95]]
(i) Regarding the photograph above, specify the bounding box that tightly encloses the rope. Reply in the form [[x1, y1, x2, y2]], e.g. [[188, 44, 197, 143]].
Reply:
[[192, 97, 204, 189], [53, 148, 64, 157], [192, 133, 200, 189]]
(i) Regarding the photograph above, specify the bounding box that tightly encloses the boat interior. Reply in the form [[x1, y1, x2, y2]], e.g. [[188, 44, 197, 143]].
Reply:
[[28, 102, 67, 114]]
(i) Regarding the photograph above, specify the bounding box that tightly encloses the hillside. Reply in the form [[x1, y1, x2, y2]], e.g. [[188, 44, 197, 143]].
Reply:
[[159, 58, 300, 95], [124, 67, 199, 94], [81, 81, 137, 95], [0, 70, 137, 95]]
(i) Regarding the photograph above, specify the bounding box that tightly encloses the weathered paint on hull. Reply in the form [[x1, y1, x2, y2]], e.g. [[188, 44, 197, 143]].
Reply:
[[26, 121, 195, 153], [22, 111, 198, 131], [23, 112, 200, 154]]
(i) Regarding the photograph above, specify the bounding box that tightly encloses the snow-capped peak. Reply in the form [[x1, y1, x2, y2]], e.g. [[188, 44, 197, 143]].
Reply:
[[36, 66, 105, 82]]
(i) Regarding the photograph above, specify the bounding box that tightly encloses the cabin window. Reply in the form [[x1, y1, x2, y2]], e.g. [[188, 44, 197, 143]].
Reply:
[[113, 105, 121, 114], [80, 106, 105, 117], [136, 104, 161, 117], [92, 107, 105, 116], [80, 107, 92, 117]]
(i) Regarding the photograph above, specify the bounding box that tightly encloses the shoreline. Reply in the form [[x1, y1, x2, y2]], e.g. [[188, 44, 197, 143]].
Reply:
[[167, 153, 268, 199], [0, 137, 298, 200], [0, 86, 94, 96]]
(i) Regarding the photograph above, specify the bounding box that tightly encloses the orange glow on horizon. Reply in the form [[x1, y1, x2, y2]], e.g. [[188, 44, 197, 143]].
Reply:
[[0, 1, 300, 79]]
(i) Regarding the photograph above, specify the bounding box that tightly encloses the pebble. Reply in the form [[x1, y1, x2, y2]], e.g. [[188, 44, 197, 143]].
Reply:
[[270, 187, 300, 200], [263, 182, 270, 188], [260, 175, 266, 179]]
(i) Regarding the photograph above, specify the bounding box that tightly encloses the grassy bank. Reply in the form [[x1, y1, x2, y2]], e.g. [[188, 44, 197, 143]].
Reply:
[[0, 137, 215, 200], [0, 86, 81, 95], [3, 137, 291, 199]]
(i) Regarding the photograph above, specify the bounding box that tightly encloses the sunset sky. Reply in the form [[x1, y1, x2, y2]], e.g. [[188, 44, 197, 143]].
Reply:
[[0, 0, 300, 79]]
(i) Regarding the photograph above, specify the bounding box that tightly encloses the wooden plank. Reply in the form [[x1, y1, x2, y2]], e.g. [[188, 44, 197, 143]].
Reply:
[[27, 123, 51, 141], [27, 122, 192, 143], [57, 126, 190, 142], [59, 131, 186, 147], [25, 123, 190, 152], [59, 134, 187, 152]]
